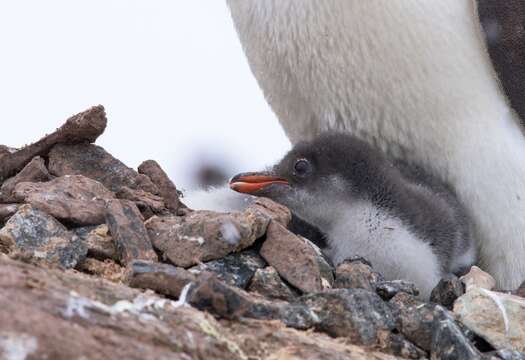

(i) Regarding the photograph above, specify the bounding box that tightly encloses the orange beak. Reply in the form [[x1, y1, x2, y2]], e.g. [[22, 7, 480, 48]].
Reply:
[[229, 172, 289, 194]]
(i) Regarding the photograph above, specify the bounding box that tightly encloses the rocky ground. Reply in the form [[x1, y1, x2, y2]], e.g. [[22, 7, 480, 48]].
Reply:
[[0, 106, 524, 360]]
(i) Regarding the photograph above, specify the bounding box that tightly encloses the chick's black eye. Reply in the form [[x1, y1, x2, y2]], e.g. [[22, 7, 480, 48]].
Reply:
[[294, 159, 311, 177]]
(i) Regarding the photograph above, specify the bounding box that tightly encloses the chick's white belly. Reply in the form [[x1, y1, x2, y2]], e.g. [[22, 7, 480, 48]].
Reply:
[[326, 205, 442, 299]]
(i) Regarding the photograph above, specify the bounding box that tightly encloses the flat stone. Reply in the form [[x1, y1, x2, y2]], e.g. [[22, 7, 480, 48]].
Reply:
[[73, 225, 116, 261], [48, 143, 158, 194], [430, 274, 465, 309], [189, 250, 266, 289], [0, 156, 51, 201], [0, 205, 87, 268], [454, 288, 525, 352], [105, 200, 158, 265], [376, 280, 420, 301], [460, 266, 496, 292], [248, 266, 299, 302], [335, 259, 384, 292], [260, 221, 327, 294], [146, 206, 270, 268], [126, 260, 196, 298], [299, 289, 396, 344], [14, 175, 115, 226]]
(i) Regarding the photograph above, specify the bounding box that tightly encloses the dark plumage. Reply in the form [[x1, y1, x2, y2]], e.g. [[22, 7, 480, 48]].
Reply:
[[231, 132, 476, 298]]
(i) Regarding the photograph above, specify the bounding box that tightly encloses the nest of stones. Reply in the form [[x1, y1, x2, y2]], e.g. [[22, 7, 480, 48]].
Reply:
[[0, 106, 524, 360]]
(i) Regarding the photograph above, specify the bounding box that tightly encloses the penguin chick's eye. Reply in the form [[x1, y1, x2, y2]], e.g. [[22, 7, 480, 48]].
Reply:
[[294, 159, 312, 177]]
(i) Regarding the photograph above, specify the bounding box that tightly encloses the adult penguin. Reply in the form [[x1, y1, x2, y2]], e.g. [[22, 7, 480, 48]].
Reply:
[[222, 1, 525, 290]]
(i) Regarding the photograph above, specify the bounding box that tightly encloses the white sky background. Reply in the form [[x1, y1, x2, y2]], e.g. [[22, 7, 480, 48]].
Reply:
[[0, 1, 291, 190]]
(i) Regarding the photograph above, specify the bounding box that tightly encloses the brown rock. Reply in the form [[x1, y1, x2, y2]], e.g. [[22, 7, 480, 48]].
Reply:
[[260, 221, 324, 293], [335, 259, 384, 292], [250, 197, 292, 226], [429, 274, 465, 309], [73, 225, 116, 261], [77, 258, 125, 283], [105, 200, 157, 265], [138, 159, 185, 213], [189, 250, 266, 289], [48, 143, 158, 194], [0, 105, 106, 182], [0, 205, 87, 268], [0, 156, 51, 201], [116, 186, 166, 219], [0, 255, 404, 359], [14, 175, 115, 226], [248, 266, 299, 302], [0, 204, 19, 224], [146, 207, 270, 268], [126, 260, 196, 298]]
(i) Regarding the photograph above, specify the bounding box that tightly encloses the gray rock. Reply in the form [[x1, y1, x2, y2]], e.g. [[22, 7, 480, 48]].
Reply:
[[383, 333, 427, 359], [376, 280, 419, 301], [431, 319, 482, 360], [188, 272, 287, 321], [430, 274, 465, 309], [484, 350, 525, 360], [73, 225, 116, 261], [248, 266, 299, 302], [390, 292, 471, 353], [0, 205, 87, 268], [189, 250, 266, 289], [48, 143, 158, 194], [299, 288, 396, 343]]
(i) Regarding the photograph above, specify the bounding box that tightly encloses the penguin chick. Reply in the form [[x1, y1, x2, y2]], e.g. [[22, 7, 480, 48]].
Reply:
[[230, 133, 476, 298]]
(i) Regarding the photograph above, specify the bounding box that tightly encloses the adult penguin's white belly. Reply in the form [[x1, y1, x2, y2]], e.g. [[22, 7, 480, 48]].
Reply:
[[226, 0, 525, 290]]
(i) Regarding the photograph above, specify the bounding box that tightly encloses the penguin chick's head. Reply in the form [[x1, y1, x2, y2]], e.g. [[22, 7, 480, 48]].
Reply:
[[230, 133, 391, 227]]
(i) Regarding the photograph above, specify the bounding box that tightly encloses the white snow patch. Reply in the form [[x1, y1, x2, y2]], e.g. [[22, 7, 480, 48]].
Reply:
[[63, 290, 185, 321], [183, 235, 205, 246], [0, 333, 38, 360], [172, 282, 193, 309], [220, 221, 241, 245]]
